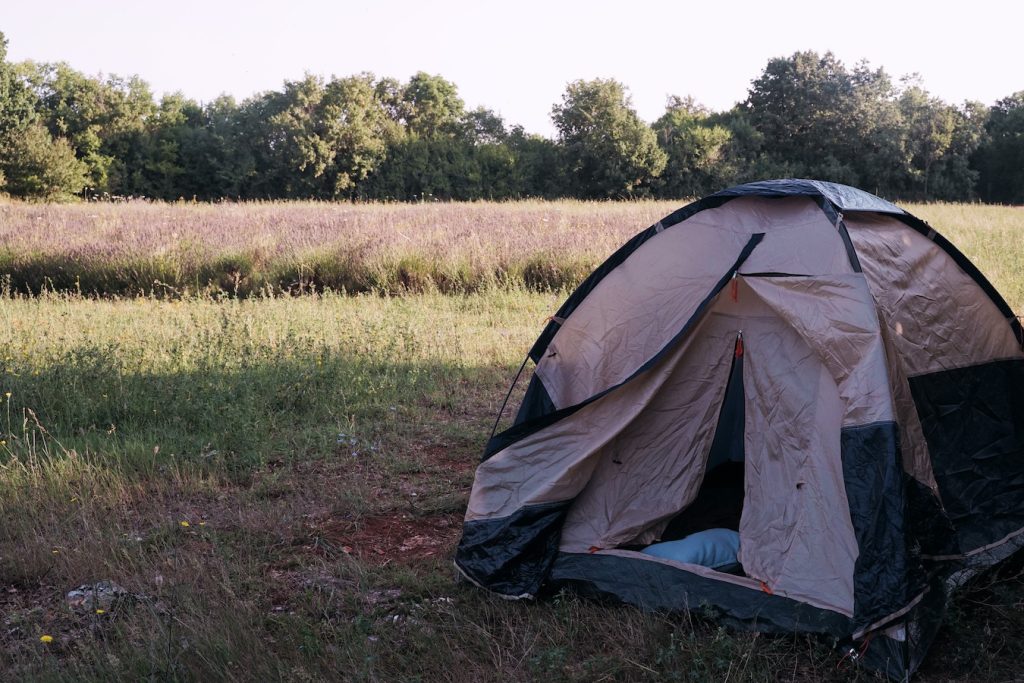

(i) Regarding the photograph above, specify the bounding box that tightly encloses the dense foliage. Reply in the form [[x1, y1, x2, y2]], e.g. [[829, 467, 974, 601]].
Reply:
[[1, 34, 1022, 203]]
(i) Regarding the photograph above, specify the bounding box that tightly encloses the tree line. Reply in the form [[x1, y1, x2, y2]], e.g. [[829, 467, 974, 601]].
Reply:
[[1, 33, 1022, 204]]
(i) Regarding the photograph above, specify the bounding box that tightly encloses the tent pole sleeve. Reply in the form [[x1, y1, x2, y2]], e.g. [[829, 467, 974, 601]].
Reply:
[[813, 197, 862, 273], [836, 218, 863, 273]]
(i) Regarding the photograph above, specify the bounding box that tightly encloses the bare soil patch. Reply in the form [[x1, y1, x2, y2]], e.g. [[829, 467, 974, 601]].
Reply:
[[320, 511, 462, 565]]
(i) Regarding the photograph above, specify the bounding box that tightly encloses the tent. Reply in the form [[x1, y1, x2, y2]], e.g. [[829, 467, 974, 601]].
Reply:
[[454, 180, 1024, 679]]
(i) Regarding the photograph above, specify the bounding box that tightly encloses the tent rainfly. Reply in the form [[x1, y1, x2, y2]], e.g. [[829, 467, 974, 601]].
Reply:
[[455, 179, 1024, 679]]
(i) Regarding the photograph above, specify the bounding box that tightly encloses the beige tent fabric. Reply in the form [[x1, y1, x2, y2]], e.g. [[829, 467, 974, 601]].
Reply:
[[557, 313, 739, 551], [465, 314, 719, 523], [470, 273, 885, 615], [738, 309, 856, 616], [536, 197, 852, 410], [727, 275, 895, 615], [878, 318, 940, 492], [845, 212, 1024, 377], [472, 201, 1024, 618], [744, 275, 895, 427]]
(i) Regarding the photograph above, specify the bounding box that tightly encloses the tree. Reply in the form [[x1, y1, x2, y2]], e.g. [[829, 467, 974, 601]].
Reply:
[[1, 121, 88, 199], [898, 82, 956, 199], [744, 52, 904, 190], [505, 125, 566, 198], [0, 32, 37, 139], [236, 73, 394, 199], [135, 92, 204, 199], [462, 107, 507, 144], [974, 91, 1024, 204], [922, 100, 987, 201], [18, 62, 155, 194], [323, 74, 394, 196], [400, 72, 465, 139], [0, 33, 87, 200], [551, 78, 666, 198], [653, 96, 733, 198]]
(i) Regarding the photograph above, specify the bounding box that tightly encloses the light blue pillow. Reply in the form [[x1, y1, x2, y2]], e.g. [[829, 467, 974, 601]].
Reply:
[[641, 528, 740, 570]]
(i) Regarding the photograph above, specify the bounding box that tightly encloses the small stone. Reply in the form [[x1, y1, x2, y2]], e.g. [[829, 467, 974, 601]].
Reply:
[[66, 580, 130, 614]]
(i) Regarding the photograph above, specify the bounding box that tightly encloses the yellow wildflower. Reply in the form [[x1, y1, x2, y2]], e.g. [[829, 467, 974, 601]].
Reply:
[[95, 609, 105, 615], [180, 521, 190, 527], [40, 635, 53, 643]]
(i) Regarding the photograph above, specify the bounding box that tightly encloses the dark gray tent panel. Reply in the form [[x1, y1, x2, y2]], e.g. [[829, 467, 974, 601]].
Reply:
[[455, 180, 1024, 679]]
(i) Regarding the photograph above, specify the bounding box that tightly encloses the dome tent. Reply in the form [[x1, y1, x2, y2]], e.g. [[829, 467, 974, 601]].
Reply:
[[454, 180, 1024, 679]]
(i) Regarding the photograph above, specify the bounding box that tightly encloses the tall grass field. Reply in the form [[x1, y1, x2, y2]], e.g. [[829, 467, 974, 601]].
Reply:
[[1, 200, 1022, 681]]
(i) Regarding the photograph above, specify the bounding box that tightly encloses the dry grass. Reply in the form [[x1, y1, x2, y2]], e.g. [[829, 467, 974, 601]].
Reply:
[[0, 200, 678, 296], [0, 199, 1020, 305], [911, 202, 1024, 314]]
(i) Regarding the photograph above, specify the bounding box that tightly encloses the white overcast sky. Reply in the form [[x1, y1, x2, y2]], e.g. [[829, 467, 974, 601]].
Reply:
[[3, 0, 1022, 136]]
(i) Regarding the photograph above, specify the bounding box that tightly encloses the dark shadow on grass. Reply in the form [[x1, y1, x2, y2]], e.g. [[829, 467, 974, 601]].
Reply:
[[1, 353, 511, 475], [0, 250, 592, 298]]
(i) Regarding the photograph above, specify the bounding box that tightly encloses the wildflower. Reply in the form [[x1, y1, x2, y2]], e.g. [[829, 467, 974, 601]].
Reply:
[[51, 549, 59, 554], [180, 521, 190, 527], [40, 635, 53, 643], [3, 392, 9, 399], [95, 609, 105, 615], [198, 521, 206, 527]]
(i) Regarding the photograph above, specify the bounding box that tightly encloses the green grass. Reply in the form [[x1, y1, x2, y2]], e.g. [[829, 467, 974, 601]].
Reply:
[[0, 290, 554, 473], [1, 200, 1022, 681]]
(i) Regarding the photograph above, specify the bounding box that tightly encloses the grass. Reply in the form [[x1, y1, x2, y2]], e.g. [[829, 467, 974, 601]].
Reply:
[[0, 200, 678, 297], [0, 290, 552, 474], [2, 199, 1017, 301], [0, 199, 1022, 681]]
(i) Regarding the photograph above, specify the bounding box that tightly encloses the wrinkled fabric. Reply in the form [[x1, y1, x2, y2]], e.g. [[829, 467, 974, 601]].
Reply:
[[466, 318, 716, 522], [455, 501, 571, 596], [535, 197, 849, 410], [744, 275, 894, 427], [845, 212, 1024, 377], [736, 293, 858, 616], [708, 179, 906, 215], [840, 422, 922, 631], [877, 317, 939, 492], [909, 359, 1024, 552], [557, 316, 737, 551]]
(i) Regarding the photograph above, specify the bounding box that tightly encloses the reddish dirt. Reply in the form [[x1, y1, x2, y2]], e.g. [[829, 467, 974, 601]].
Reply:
[[320, 511, 462, 565], [411, 443, 477, 476]]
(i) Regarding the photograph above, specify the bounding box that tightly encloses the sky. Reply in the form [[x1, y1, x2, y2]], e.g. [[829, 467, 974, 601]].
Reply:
[[3, 0, 1022, 137]]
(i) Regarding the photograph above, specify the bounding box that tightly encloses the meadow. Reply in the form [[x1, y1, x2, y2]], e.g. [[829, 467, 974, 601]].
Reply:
[[0, 200, 1022, 681]]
